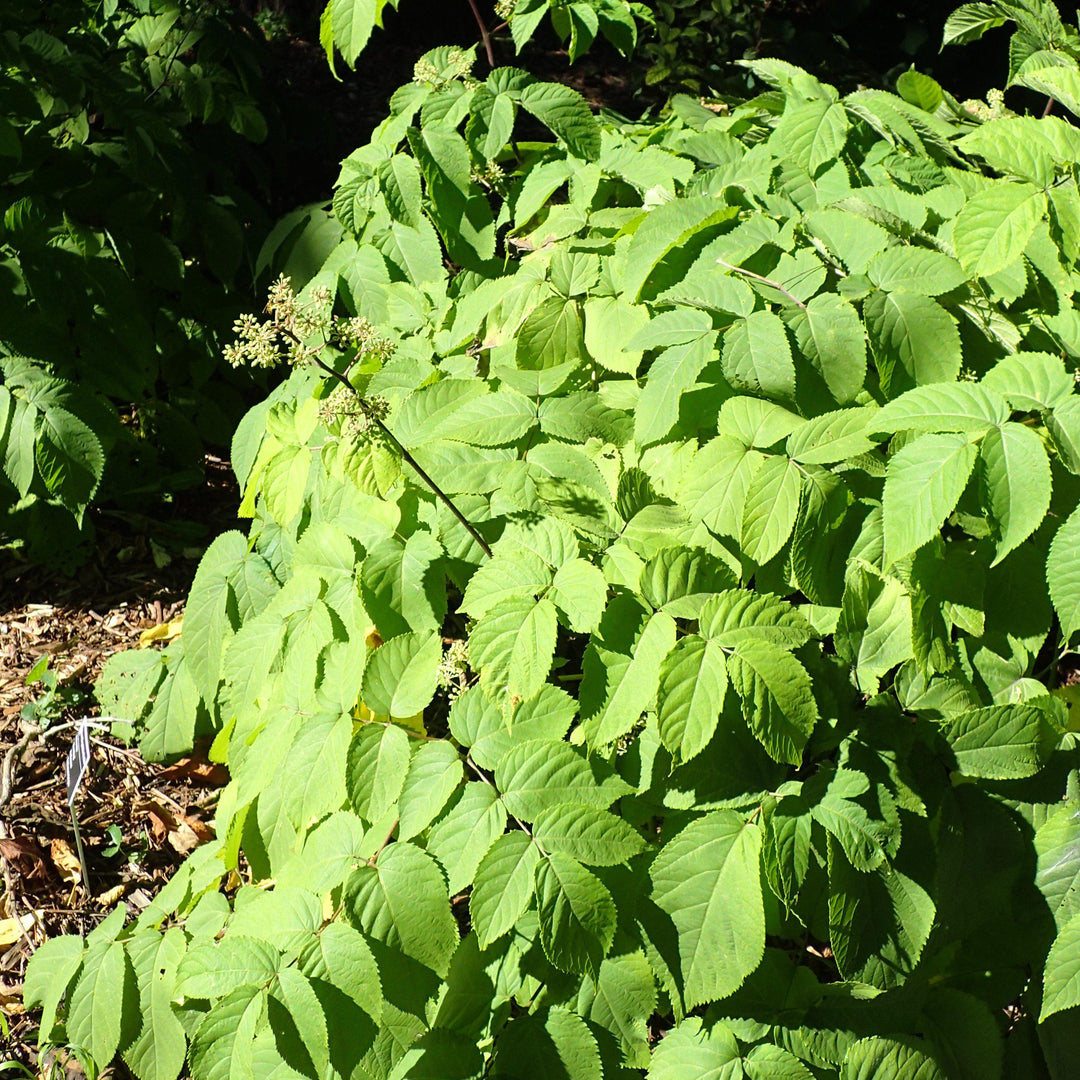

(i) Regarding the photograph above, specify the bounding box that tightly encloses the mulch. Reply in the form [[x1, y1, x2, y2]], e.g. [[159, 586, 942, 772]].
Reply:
[[0, 457, 240, 1072]]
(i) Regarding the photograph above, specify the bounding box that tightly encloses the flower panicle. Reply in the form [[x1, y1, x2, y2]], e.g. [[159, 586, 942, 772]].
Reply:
[[225, 276, 395, 371]]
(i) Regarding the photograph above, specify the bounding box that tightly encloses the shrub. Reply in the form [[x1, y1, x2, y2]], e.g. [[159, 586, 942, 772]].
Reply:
[[26, 0, 1080, 1076], [0, 0, 273, 564]]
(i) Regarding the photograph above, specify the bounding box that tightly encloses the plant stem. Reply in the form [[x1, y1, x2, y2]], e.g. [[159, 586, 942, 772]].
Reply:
[[466, 0, 496, 68], [716, 258, 808, 310], [305, 349, 494, 558]]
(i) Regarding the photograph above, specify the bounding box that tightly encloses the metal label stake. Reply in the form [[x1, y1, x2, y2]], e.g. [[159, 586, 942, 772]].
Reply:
[[64, 720, 93, 894]]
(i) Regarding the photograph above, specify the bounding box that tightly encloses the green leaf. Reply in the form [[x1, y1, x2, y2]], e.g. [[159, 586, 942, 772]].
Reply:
[[492, 1007, 602, 1080], [362, 631, 441, 719], [728, 639, 819, 765], [872, 382, 1008, 434], [67, 939, 137, 1068], [274, 968, 329, 1078], [345, 841, 458, 976], [792, 292, 868, 404], [882, 432, 979, 566], [469, 595, 558, 705], [740, 455, 802, 567], [391, 1028, 485, 1079], [428, 782, 508, 893], [1015, 65, 1080, 121], [175, 936, 279, 999], [981, 351, 1074, 411], [261, 444, 312, 526], [1048, 504, 1080, 642], [519, 82, 601, 161], [828, 846, 935, 989], [953, 183, 1047, 278], [532, 804, 646, 865], [678, 435, 763, 538], [864, 290, 962, 389], [1048, 396, 1080, 475], [347, 722, 412, 822], [1040, 909, 1080, 1021], [123, 930, 187, 1080], [656, 635, 728, 763], [810, 768, 896, 872], [646, 1016, 742, 1080], [579, 597, 676, 746], [722, 310, 796, 402], [942, 3, 1005, 46], [189, 986, 264, 1080], [282, 711, 352, 831], [623, 197, 738, 302], [771, 99, 849, 173], [397, 740, 464, 840], [840, 569, 913, 693], [378, 154, 423, 227], [409, 124, 496, 264], [940, 703, 1061, 780], [536, 852, 617, 976], [698, 590, 814, 650], [460, 551, 552, 620], [550, 558, 608, 633], [979, 422, 1052, 566], [24, 935, 84, 1042], [578, 951, 656, 1069], [635, 336, 715, 447], [516, 296, 586, 371], [471, 832, 542, 948], [329, 0, 379, 66], [639, 546, 738, 618], [425, 389, 537, 447], [1036, 804, 1080, 929], [583, 295, 649, 373], [361, 531, 446, 638], [718, 397, 804, 449], [841, 1036, 946, 1079], [34, 406, 104, 513], [184, 531, 246, 702], [787, 407, 876, 465], [649, 812, 764, 1010], [299, 920, 382, 1020], [496, 739, 631, 820], [279, 812, 366, 894], [867, 246, 965, 295], [896, 69, 943, 112]]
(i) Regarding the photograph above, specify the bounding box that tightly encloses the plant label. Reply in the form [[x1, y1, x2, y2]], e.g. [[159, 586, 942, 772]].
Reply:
[[65, 721, 91, 807]]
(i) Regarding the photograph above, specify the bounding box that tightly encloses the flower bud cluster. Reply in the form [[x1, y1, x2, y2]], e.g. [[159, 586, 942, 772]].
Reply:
[[332, 315, 395, 362], [224, 313, 280, 369], [413, 46, 476, 90], [472, 159, 506, 190], [437, 639, 470, 699], [961, 87, 1008, 122], [495, 0, 516, 20], [318, 386, 391, 443]]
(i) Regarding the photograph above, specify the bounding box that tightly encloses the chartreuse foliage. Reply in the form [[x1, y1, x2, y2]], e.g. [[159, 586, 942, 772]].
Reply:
[[28, 1, 1080, 1077]]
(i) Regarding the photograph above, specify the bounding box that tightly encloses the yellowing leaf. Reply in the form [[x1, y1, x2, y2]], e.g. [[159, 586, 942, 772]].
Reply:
[[138, 616, 183, 648], [0, 909, 39, 950], [355, 700, 426, 736]]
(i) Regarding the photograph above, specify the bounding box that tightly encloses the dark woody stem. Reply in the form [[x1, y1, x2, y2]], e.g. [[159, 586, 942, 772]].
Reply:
[[466, 0, 497, 68], [292, 332, 494, 559]]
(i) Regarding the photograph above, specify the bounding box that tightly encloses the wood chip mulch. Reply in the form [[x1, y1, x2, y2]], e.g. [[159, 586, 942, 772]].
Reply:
[[0, 456, 240, 1073]]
